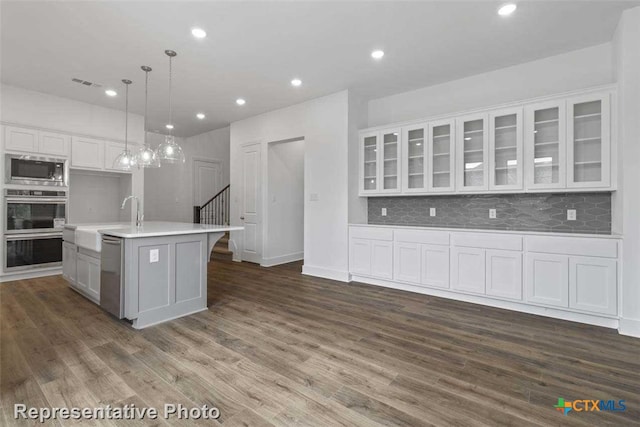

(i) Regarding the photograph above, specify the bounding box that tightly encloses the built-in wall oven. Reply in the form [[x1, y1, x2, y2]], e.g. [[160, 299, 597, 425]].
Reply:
[[4, 189, 67, 272], [5, 154, 67, 187]]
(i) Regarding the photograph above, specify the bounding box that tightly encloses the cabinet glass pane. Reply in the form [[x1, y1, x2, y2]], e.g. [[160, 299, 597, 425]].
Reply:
[[383, 132, 399, 190], [493, 113, 518, 186], [533, 107, 560, 185], [573, 100, 602, 182], [363, 136, 377, 190], [407, 128, 424, 189], [432, 124, 451, 188], [463, 120, 484, 187]]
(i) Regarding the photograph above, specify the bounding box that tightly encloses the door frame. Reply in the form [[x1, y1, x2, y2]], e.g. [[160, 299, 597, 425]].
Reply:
[[192, 157, 224, 209]]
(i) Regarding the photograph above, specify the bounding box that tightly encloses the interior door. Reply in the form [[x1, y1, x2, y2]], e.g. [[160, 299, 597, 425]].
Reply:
[[193, 160, 222, 207], [241, 144, 262, 263]]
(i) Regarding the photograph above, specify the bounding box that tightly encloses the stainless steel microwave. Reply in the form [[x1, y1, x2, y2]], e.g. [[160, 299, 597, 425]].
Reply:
[[5, 154, 67, 187]]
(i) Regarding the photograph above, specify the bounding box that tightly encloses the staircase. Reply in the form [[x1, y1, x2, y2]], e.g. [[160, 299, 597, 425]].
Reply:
[[194, 185, 232, 260]]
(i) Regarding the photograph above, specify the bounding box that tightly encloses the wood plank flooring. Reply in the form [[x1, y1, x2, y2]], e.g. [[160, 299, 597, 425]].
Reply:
[[2, 257, 640, 426]]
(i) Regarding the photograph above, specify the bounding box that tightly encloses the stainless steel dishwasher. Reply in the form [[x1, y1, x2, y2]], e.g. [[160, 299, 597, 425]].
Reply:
[[100, 235, 125, 318]]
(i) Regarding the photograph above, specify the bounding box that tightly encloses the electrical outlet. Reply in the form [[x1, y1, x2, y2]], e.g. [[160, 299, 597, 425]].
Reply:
[[489, 209, 497, 219], [309, 193, 319, 202], [381, 208, 387, 216], [430, 208, 436, 217], [567, 209, 577, 221], [149, 249, 159, 263]]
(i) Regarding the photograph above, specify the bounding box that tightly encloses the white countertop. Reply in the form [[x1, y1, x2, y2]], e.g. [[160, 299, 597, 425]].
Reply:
[[349, 223, 622, 239], [96, 221, 243, 238]]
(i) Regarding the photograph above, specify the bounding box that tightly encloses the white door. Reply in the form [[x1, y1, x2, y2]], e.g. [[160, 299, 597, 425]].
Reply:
[[379, 128, 402, 194], [489, 107, 523, 191], [456, 114, 488, 191], [360, 131, 379, 195], [62, 242, 77, 284], [428, 119, 455, 192], [486, 250, 522, 300], [569, 257, 617, 315], [421, 244, 449, 289], [394, 242, 420, 284], [451, 247, 485, 294], [241, 144, 262, 263], [39, 131, 70, 157], [525, 253, 569, 307], [524, 101, 566, 190], [402, 124, 428, 193], [371, 241, 393, 279], [4, 126, 38, 153], [193, 160, 222, 207], [71, 137, 103, 170], [349, 238, 372, 276]]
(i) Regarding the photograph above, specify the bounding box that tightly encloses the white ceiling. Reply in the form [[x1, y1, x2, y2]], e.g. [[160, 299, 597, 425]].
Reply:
[[1, 1, 637, 137]]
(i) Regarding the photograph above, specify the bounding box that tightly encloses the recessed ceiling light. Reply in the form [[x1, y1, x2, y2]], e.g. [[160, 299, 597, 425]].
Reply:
[[371, 50, 385, 60], [498, 3, 517, 16], [236, 98, 246, 106], [191, 28, 207, 39], [291, 78, 302, 87], [196, 113, 205, 120], [105, 89, 117, 97], [166, 124, 174, 130]]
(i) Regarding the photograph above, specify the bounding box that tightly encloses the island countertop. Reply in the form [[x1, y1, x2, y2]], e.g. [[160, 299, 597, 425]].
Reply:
[[97, 221, 243, 238]]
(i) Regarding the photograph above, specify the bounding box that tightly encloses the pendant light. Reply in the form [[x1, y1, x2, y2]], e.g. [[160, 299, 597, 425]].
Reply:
[[113, 79, 138, 171], [135, 65, 161, 168], [157, 49, 185, 164]]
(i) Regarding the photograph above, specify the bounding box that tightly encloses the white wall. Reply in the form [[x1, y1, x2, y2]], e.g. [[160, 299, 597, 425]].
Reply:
[[613, 6, 640, 338], [143, 127, 230, 222], [348, 91, 368, 224], [367, 43, 614, 127], [265, 139, 305, 265], [230, 91, 350, 281], [68, 171, 132, 223]]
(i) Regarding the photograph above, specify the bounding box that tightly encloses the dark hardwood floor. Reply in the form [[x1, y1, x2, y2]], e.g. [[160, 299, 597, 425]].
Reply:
[[2, 256, 640, 426]]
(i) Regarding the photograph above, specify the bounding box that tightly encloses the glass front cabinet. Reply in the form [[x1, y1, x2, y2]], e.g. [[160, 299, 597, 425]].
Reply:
[[428, 119, 455, 192], [489, 107, 523, 190], [456, 114, 488, 192], [359, 128, 401, 195], [402, 124, 427, 193]]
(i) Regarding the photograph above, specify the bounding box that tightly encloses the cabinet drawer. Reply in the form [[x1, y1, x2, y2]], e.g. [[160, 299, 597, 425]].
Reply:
[[452, 232, 522, 251], [350, 226, 393, 241], [526, 236, 618, 258], [394, 229, 449, 246]]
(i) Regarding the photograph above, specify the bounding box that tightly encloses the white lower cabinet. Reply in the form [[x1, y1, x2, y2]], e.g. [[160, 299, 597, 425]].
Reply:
[[371, 241, 393, 280], [451, 247, 486, 294], [569, 257, 617, 315], [62, 242, 77, 284], [486, 250, 522, 300], [394, 242, 420, 283], [525, 253, 569, 308], [421, 245, 449, 288], [349, 238, 373, 276], [76, 252, 101, 302]]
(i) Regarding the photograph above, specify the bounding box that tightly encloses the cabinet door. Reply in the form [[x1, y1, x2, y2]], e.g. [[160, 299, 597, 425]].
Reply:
[[524, 101, 566, 190], [567, 93, 611, 188], [380, 129, 401, 193], [371, 241, 393, 280], [451, 247, 485, 294], [4, 126, 38, 153], [77, 253, 100, 302], [525, 253, 569, 307], [428, 119, 455, 192], [104, 142, 133, 172], [394, 242, 420, 284], [486, 250, 522, 300], [456, 114, 488, 191], [71, 137, 104, 170], [360, 132, 379, 194], [569, 257, 616, 315], [421, 244, 449, 288], [39, 131, 70, 157], [489, 108, 523, 190], [62, 242, 77, 284], [402, 124, 427, 193], [350, 238, 372, 276]]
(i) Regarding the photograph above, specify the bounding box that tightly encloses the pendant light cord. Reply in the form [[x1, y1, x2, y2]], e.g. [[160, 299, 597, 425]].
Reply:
[[125, 82, 129, 151], [168, 55, 173, 135], [144, 70, 149, 145]]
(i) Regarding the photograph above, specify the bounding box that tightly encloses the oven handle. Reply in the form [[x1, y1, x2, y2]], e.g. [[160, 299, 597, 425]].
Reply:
[[4, 232, 62, 241], [5, 197, 68, 203]]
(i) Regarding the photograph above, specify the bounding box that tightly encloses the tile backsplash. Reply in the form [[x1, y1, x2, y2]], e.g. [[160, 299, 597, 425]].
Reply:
[[368, 193, 611, 234]]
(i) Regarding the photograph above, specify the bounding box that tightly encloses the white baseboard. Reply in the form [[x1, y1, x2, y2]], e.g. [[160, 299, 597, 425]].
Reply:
[[302, 265, 350, 282], [619, 318, 640, 338], [261, 252, 304, 267], [351, 275, 620, 330], [0, 268, 62, 283]]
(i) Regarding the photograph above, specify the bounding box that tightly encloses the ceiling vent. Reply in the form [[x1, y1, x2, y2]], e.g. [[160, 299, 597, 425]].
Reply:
[[71, 78, 102, 88]]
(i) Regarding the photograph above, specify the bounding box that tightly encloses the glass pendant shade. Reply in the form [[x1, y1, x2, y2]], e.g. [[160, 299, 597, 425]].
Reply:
[[113, 79, 137, 171], [157, 135, 185, 164], [136, 144, 161, 168]]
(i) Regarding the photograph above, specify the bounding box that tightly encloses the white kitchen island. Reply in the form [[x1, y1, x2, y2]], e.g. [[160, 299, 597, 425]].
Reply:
[[63, 222, 242, 329]]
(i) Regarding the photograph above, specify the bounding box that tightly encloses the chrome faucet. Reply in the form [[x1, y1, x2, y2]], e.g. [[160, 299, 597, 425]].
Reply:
[[121, 195, 143, 227]]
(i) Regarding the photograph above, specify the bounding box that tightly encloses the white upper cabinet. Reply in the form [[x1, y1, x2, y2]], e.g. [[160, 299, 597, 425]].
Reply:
[[380, 129, 402, 193], [104, 142, 128, 172], [3, 126, 70, 157], [456, 113, 488, 192], [402, 124, 427, 193], [525, 100, 566, 190], [567, 93, 611, 188], [360, 131, 379, 194], [489, 107, 523, 191], [39, 131, 70, 156], [71, 137, 104, 170], [428, 119, 455, 192]]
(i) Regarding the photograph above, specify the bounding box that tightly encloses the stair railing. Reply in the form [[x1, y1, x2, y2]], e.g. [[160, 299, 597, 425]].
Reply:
[[194, 184, 230, 225]]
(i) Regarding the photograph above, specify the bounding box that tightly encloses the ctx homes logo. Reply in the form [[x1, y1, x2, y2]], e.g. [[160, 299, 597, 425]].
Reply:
[[554, 398, 626, 415]]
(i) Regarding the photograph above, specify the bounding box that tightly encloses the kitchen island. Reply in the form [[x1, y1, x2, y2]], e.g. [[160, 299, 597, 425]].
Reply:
[[63, 222, 242, 329]]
